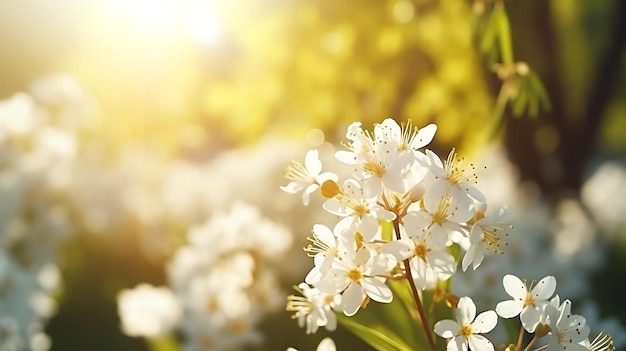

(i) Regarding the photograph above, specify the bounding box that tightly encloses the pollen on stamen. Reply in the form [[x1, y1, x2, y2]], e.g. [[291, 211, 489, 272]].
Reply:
[[320, 179, 341, 198], [444, 149, 479, 185], [482, 226, 508, 254]]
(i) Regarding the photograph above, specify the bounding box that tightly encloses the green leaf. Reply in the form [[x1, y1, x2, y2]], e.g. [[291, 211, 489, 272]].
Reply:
[[380, 220, 394, 241], [494, 6, 514, 65], [337, 314, 413, 351], [479, 8, 498, 55], [528, 72, 552, 114], [511, 78, 529, 117], [337, 280, 427, 351]]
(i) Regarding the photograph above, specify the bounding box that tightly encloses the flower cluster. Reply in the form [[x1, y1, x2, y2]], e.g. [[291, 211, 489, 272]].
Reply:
[[0, 75, 90, 351], [281, 118, 615, 351], [117, 202, 293, 351], [435, 274, 615, 351], [283, 118, 508, 317]]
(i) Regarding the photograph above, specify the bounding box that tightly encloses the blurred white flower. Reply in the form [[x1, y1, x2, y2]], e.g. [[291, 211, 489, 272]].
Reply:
[[117, 283, 182, 338], [581, 161, 626, 235], [288, 337, 336, 351]]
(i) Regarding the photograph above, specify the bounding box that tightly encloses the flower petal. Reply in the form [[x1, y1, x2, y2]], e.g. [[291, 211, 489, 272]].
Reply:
[[457, 297, 476, 324], [520, 306, 542, 333], [361, 278, 392, 303], [433, 319, 460, 338], [531, 275, 556, 300], [495, 300, 523, 318], [472, 310, 497, 333], [502, 274, 526, 299], [413, 124, 437, 149], [383, 239, 414, 261], [468, 335, 495, 351], [341, 283, 366, 316], [304, 149, 322, 176]]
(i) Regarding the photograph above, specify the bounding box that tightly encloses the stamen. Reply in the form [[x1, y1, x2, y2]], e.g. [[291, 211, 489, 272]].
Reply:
[[432, 197, 453, 224], [285, 160, 314, 183], [304, 234, 338, 258], [481, 226, 508, 254], [590, 331, 615, 351], [286, 295, 312, 318], [444, 148, 478, 185], [363, 159, 386, 177]]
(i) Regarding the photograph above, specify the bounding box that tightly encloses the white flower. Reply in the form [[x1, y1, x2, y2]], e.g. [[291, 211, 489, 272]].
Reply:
[[384, 211, 456, 289], [303, 223, 344, 285], [335, 118, 435, 196], [495, 274, 557, 333], [315, 247, 392, 316], [287, 337, 336, 351], [546, 299, 590, 351], [322, 178, 396, 242], [286, 283, 340, 335], [421, 148, 486, 218], [434, 296, 497, 351], [117, 283, 182, 338], [462, 205, 512, 271], [376, 119, 437, 152], [281, 149, 337, 206]]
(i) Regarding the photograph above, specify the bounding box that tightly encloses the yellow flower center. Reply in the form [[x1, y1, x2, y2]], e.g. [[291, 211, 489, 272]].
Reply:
[[348, 268, 362, 282], [414, 243, 428, 260], [363, 160, 385, 177], [523, 294, 536, 308], [432, 197, 452, 224], [460, 323, 473, 337]]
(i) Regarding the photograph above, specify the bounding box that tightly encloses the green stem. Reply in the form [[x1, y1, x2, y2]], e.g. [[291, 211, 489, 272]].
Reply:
[[522, 334, 541, 351], [393, 219, 436, 351]]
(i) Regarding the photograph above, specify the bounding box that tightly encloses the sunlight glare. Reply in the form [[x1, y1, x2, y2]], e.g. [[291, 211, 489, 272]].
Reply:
[[112, 0, 223, 44]]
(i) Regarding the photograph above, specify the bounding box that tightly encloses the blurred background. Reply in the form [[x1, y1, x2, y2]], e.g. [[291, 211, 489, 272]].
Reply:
[[0, 0, 625, 350]]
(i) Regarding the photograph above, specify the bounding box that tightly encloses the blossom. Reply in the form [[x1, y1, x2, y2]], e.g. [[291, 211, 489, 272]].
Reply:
[[322, 178, 396, 243], [304, 223, 344, 285], [495, 274, 557, 333], [287, 337, 336, 351], [421, 148, 486, 217], [384, 211, 456, 289], [434, 296, 497, 351], [462, 205, 512, 271], [117, 283, 182, 338], [315, 247, 392, 316], [286, 283, 340, 335], [335, 118, 434, 196], [546, 299, 590, 351], [281, 149, 337, 205]]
